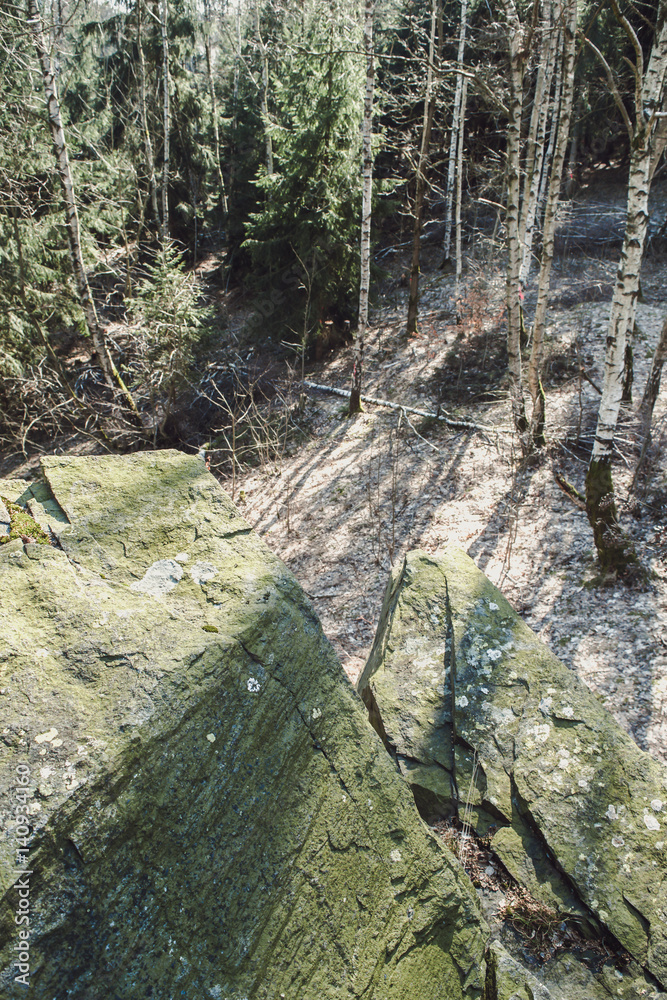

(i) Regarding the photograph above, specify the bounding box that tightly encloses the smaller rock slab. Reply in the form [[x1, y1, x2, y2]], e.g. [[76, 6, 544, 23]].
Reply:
[[358, 548, 667, 990]]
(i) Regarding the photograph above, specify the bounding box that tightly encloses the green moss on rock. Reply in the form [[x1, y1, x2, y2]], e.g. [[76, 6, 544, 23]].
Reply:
[[358, 548, 667, 991], [0, 496, 50, 545], [0, 454, 488, 999]]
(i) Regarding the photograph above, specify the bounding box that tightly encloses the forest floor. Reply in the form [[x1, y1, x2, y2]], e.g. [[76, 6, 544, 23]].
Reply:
[[2, 176, 667, 766], [223, 188, 667, 766]]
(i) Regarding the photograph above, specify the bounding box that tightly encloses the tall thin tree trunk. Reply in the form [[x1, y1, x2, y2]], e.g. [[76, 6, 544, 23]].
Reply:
[[500, 0, 533, 447], [442, 0, 468, 268], [350, 0, 375, 415], [228, 1, 242, 213], [203, 0, 228, 221], [454, 75, 468, 297], [26, 0, 114, 386], [528, 0, 577, 448], [406, 0, 439, 336], [585, 0, 667, 574], [519, 8, 558, 287], [537, 45, 564, 214], [136, 0, 160, 233], [160, 0, 170, 241], [254, 0, 273, 175], [633, 315, 667, 483]]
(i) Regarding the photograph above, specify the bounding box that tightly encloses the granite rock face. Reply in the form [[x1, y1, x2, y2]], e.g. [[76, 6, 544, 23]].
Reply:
[[357, 548, 667, 992], [0, 454, 487, 1000]]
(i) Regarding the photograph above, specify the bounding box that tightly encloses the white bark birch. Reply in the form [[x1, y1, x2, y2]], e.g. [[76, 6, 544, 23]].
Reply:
[[500, 0, 534, 447], [350, 0, 375, 414], [519, 6, 558, 286], [443, 0, 468, 266], [585, 0, 667, 572], [528, 0, 577, 446], [590, 4, 667, 465]]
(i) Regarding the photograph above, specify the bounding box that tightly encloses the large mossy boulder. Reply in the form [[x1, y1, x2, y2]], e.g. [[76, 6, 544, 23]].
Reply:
[[0, 454, 487, 999], [357, 549, 667, 992]]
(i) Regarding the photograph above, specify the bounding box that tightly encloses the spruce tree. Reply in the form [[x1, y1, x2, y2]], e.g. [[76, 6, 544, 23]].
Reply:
[[242, 0, 364, 351]]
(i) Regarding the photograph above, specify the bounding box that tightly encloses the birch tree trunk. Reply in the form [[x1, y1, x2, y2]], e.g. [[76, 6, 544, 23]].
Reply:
[[519, 8, 558, 287], [500, 0, 533, 448], [136, 0, 160, 233], [528, 0, 577, 448], [442, 0, 468, 268], [585, 0, 667, 575], [349, 0, 375, 415], [26, 0, 114, 386], [406, 0, 439, 337], [159, 0, 171, 241]]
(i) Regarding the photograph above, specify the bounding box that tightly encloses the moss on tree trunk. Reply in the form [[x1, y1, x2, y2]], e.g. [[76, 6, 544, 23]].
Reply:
[[585, 458, 638, 578]]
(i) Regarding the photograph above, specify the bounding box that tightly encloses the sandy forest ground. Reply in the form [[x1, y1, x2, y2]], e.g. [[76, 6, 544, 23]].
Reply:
[[3, 176, 667, 767]]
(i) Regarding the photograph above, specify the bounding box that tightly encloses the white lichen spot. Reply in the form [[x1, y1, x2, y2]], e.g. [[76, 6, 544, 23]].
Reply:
[[35, 728, 58, 744], [311, 707, 322, 720], [539, 697, 553, 715], [455, 695, 469, 708], [488, 602, 499, 611], [342, 795, 347, 802], [533, 724, 551, 744], [130, 559, 183, 597], [486, 649, 502, 662], [481, 686, 489, 695], [644, 812, 660, 832], [578, 780, 589, 790], [558, 757, 570, 770], [190, 561, 218, 585], [175, 552, 190, 563], [51, 739, 63, 748], [612, 836, 625, 848], [247, 677, 261, 694], [650, 799, 663, 812], [656, 841, 664, 850], [39, 767, 52, 779], [390, 849, 402, 863], [559, 705, 575, 719], [206, 733, 216, 743], [35, 649, 49, 658], [606, 805, 618, 821]]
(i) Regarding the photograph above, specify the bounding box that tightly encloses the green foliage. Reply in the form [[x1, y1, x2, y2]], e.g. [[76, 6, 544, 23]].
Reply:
[[126, 241, 210, 416], [241, 0, 364, 345]]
